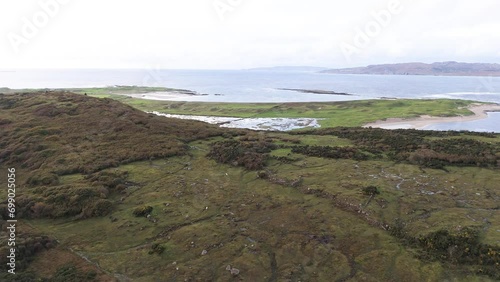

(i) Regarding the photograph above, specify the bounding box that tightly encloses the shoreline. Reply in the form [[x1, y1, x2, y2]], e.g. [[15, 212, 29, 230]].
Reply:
[[123, 91, 208, 100], [363, 103, 500, 130], [151, 111, 322, 131]]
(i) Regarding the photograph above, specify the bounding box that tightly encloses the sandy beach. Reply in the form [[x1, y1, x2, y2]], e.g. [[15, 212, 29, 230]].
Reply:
[[363, 103, 500, 130], [124, 91, 208, 101]]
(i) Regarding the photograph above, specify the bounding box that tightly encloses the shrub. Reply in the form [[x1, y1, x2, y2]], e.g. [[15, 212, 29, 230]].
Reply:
[[207, 139, 274, 170], [31, 202, 54, 218], [26, 172, 60, 186], [362, 186, 380, 196], [133, 205, 153, 217], [87, 199, 113, 217], [257, 171, 269, 179], [149, 243, 165, 255]]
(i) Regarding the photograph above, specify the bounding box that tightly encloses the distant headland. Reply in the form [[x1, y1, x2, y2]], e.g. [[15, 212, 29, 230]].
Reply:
[[321, 61, 500, 77]]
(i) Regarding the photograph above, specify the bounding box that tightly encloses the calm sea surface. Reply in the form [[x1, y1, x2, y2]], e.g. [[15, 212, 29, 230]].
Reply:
[[1, 69, 499, 132]]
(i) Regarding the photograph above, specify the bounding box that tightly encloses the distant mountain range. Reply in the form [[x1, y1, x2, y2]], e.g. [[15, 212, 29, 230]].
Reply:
[[321, 62, 500, 77]]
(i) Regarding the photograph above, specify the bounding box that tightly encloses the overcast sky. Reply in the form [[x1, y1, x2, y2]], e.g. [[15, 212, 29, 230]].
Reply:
[[1, 0, 499, 69]]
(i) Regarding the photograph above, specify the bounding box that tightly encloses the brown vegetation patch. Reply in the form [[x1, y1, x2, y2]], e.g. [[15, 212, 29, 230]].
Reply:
[[0, 91, 225, 175]]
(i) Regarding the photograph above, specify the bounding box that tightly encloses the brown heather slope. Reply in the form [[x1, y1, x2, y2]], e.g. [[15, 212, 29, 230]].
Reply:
[[0, 91, 232, 219], [0, 91, 231, 280], [0, 91, 227, 176]]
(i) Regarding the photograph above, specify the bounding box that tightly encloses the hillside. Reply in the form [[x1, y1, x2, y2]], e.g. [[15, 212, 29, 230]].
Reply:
[[322, 61, 500, 76], [1, 91, 499, 281], [0, 91, 227, 174]]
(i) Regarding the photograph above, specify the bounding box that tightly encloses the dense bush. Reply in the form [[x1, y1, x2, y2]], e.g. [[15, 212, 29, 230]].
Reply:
[[418, 227, 500, 278], [85, 170, 130, 191], [389, 222, 500, 279], [148, 243, 165, 255], [207, 139, 276, 170], [0, 233, 57, 273], [291, 127, 499, 168], [14, 185, 116, 219], [26, 172, 60, 186], [85, 199, 113, 217], [133, 205, 153, 217], [362, 186, 380, 196]]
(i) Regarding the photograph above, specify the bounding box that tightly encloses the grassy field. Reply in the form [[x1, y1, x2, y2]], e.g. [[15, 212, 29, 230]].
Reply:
[[128, 98, 479, 127]]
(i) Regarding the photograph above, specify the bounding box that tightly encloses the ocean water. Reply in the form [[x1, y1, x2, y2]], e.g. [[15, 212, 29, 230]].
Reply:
[[2, 69, 500, 103], [1, 69, 500, 131]]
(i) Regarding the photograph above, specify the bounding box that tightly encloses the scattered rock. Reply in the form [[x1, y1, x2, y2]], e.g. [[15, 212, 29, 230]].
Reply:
[[230, 268, 240, 276], [226, 265, 240, 275], [201, 250, 208, 256]]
